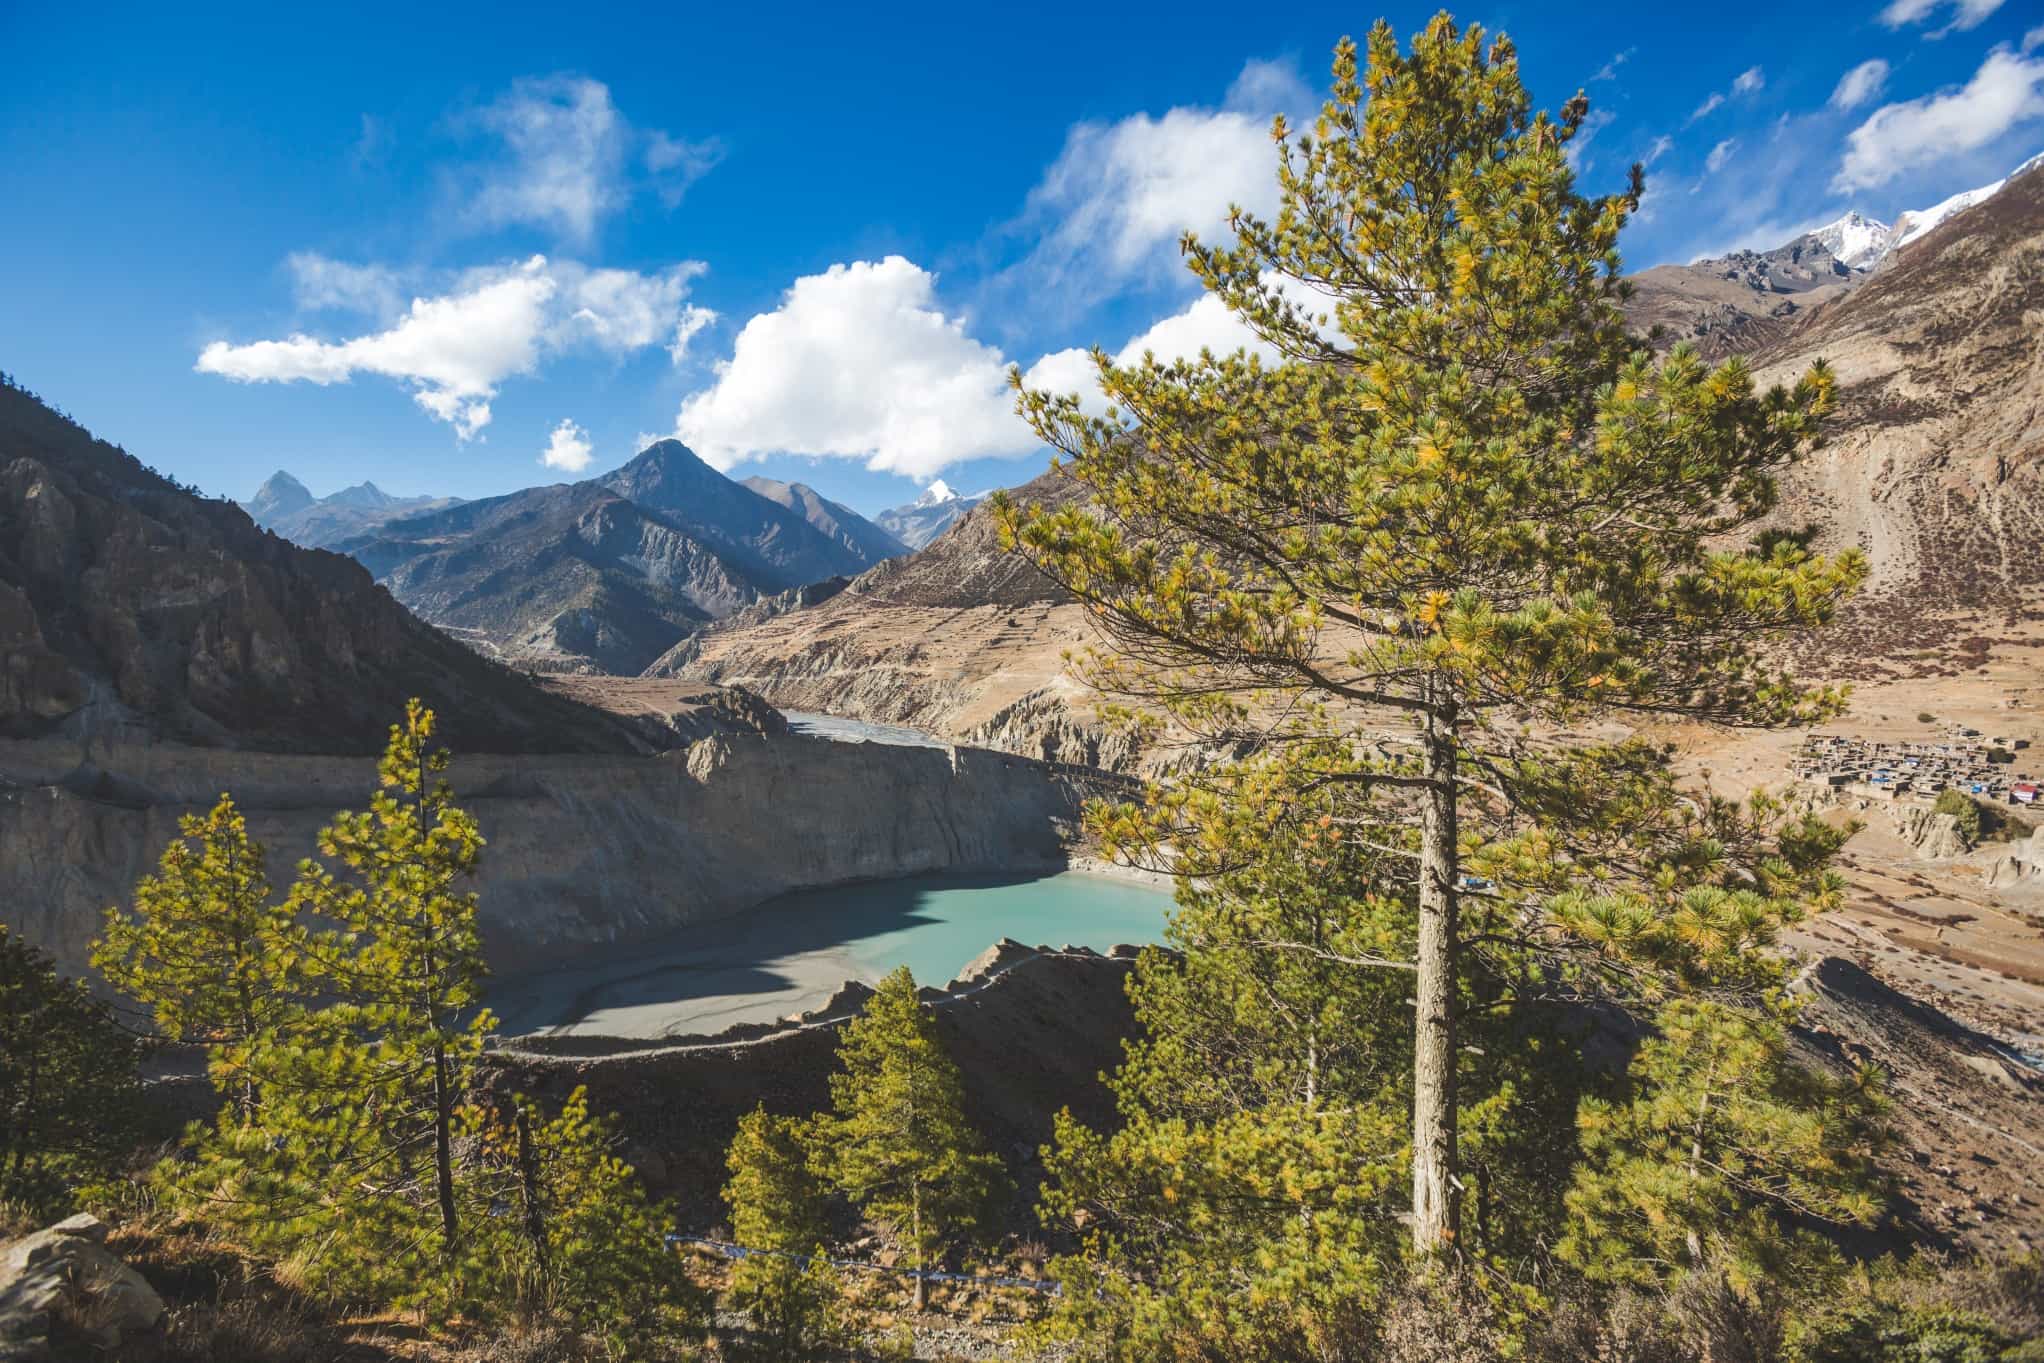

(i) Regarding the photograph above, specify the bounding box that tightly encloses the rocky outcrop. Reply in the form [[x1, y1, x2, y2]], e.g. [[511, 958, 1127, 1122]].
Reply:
[[1984, 828, 2044, 889], [0, 1214, 165, 1362], [0, 380, 639, 756], [740, 476, 905, 566], [1896, 805, 1971, 859], [1626, 234, 1863, 360], [1, 730, 1092, 982]]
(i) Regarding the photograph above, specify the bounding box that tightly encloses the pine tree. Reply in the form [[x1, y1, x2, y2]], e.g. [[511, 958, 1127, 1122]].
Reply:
[[93, 794, 312, 1122], [0, 925, 144, 1210], [1560, 998, 1886, 1292], [289, 696, 491, 1274], [1000, 14, 1864, 1255], [723, 1106, 850, 1359], [463, 1087, 709, 1351], [187, 699, 496, 1305], [819, 966, 1005, 1311]]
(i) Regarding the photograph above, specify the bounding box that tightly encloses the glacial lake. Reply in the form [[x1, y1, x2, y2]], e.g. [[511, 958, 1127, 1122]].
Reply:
[[489, 871, 1176, 1040]]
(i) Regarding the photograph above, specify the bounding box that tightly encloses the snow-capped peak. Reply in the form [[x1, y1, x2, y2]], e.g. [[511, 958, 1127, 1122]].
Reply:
[[914, 479, 960, 507], [1890, 150, 2043, 254], [1809, 211, 1892, 270]]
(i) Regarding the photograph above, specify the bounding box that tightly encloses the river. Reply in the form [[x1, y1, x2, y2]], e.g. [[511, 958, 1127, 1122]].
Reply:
[[489, 870, 1175, 1040]]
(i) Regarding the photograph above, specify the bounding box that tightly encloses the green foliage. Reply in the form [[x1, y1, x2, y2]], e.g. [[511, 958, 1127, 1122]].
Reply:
[[0, 925, 145, 1211], [1560, 999, 1886, 1293], [1000, 9, 1867, 1266], [1791, 1255, 2044, 1363], [463, 1087, 708, 1352], [819, 966, 1005, 1310], [1935, 788, 1984, 844], [93, 794, 314, 1122], [723, 1107, 850, 1360]]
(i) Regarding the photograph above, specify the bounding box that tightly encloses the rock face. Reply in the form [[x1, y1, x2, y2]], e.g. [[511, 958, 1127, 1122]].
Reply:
[[740, 475, 905, 566], [1752, 159, 2044, 673], [1896, 805, 1971, 859], [1984, 828, 2044, 889], [599, 442, 884, 590], [0, 1214, 166, 1362], [0, 380, 638, 756], [1625, 233, 1863, 360], [1, 729, 1093, 982], [340, 481, 762, 676]]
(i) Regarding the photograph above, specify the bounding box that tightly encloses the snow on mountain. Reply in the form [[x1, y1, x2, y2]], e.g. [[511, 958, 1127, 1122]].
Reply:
[[877, 480, 992, 550], [1809, 212, 1892, 270], [1891, 151, 2044, 255]]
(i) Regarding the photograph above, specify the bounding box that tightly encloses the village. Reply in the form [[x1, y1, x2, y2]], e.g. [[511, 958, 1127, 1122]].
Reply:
[[1793, 726, 2040, 809]]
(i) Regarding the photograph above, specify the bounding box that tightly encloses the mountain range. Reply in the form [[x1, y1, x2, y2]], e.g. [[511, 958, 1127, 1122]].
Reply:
[[321, 441, 907, 675], [242, 471, 466, 549], [1628, 151, 2042, 360]]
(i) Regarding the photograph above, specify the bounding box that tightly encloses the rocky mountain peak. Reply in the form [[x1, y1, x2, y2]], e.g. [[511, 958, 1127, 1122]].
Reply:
[[244, 469, 313, 523]]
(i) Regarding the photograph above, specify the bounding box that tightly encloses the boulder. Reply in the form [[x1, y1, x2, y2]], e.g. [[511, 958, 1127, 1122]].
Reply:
[[0, 1215, 165, 1361]]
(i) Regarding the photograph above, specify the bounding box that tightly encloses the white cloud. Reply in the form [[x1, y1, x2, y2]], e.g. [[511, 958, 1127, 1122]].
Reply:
[[454, 75, 721, 243], [1021, 288, 1306, 414], [1830, 59, 1892, 111], [668, 304, 717, 364], [2024, 24, 2044, 53], [1880, 0, 2004, 35], [1705, 138, 1740, 174], [540, 418, 594, 473], [673, 256, 1031, 479], [1688, 92, 1725, 123], [1004, 58, 1302, 298], [1835, 45, 2044, 189], [198, 254, 708, 439], [1732, 66, 1766, 95], [1644, 134, 1675, 165]]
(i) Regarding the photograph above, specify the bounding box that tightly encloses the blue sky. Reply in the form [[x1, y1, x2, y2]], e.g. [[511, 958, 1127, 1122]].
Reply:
[[2, 0, 2040, 519]]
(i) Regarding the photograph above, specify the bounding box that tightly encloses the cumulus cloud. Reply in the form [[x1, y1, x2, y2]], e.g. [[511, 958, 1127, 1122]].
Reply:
[[1732, 66, 1766, 96], [1688, 92, 1725, 123], [1002, 58, 1304, 300], [453, 75, 722, 243], [672, 256, 1032, 479], [1879, 0, 2004, 36], [1830, 59, 1891, 111], [1705, 138, 1740, 174], [197, 254, 709, 439], [1644, 134, 1675, 165], [540, 418, 594, 473], [1834, 45, 2044, 189]]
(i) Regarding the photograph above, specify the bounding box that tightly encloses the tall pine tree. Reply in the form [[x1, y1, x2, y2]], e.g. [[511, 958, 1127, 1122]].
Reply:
[[1000, 14, 1864, 1255], [819, 967, 1005, 1311]]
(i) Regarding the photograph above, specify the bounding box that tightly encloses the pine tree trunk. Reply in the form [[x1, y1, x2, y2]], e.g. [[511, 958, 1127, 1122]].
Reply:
[[433, 1038, 458, 1254], [911, 1183, 926, 1312], [1411, 698, 1461, 1254]]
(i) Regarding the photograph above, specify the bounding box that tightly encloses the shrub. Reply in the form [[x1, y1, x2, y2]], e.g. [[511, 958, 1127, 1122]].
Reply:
[[1935, 788, 1984, 843]]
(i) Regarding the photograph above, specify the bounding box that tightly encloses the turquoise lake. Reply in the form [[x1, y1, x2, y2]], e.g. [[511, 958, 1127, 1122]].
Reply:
[[490, 871, 1176, 1040]]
